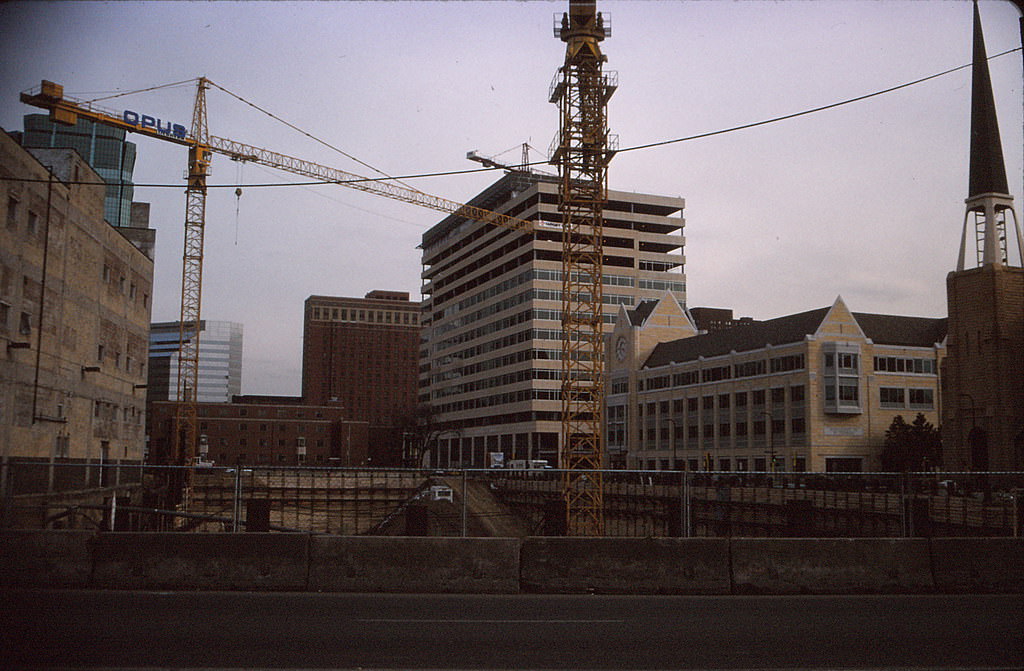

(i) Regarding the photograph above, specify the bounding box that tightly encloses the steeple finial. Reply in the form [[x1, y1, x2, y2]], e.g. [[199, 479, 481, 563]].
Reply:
[[968, 0, 1009, 198]]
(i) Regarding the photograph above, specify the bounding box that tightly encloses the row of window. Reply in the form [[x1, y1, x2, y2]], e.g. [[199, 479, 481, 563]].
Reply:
[[101, 264, 150, 308], [638, 387, 806, 415], [879, 387, 935, 409], [309, 305, 419, 325], [639, 354, 807, 390]]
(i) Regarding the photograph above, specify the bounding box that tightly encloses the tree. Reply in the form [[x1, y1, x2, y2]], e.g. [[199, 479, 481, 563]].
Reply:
[[881, 413, 942, 471]]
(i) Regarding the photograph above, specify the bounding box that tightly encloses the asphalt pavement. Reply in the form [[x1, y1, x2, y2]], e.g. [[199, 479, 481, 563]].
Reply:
[[1, 590, 1021, 670]]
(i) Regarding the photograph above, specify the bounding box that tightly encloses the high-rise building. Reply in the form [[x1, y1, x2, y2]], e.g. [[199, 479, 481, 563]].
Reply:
[[1, 130, 154, 472], [147, 320, 243, 404], [302, 291, 421, 466], [418, 172, 685, 467], [941, 2, 1024, 471], [20, 114, 138, 228]]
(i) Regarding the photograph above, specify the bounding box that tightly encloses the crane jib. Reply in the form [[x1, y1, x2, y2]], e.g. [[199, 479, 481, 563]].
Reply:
[[122, 110, 187, 139]]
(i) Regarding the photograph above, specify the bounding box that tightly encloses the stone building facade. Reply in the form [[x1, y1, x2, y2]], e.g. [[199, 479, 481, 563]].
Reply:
[[1, 129, 154, 491], [610, 295, 946, 472]]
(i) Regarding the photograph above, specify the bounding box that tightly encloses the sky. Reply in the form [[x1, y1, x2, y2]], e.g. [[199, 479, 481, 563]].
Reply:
[[1, 0, 1021, 396]]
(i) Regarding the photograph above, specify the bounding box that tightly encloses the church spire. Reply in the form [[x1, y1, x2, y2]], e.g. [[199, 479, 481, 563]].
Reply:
[[957, 1, 1022, 270], [968, 0, 1009, 198]]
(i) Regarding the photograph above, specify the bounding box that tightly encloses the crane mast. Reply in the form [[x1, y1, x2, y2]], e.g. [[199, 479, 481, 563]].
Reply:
[[20, 78, 534, 514], [550, 0, 614, 536], [175, 78, 211, 507]]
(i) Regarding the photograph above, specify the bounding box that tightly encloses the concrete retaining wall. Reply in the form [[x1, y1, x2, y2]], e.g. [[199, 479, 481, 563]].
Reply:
[[1, 532, 1021, 594], [521, 537, 730, 594], [309, 536, 520, 593], [90, 533, 310, 591], [731, 538, 934, 594]]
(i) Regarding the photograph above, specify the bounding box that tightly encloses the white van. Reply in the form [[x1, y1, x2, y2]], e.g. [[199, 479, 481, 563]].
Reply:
[[507, 459, 552, 470]]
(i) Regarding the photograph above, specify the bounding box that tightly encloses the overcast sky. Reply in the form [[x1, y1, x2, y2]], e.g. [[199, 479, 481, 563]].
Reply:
[[1, 0, 1021, 396]]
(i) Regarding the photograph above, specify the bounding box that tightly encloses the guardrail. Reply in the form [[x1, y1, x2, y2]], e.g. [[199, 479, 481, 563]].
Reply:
[[1, 462, 1021, 537]]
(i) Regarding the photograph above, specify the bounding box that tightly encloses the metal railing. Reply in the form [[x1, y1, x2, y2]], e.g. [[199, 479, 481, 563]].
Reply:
[[1, 462, 1021, 538]]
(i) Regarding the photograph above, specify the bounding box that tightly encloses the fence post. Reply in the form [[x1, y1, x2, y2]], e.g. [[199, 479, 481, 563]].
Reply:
[[232, 468, 242, 532], [461, 468, 468, 537], [683, 469, 692, 537]]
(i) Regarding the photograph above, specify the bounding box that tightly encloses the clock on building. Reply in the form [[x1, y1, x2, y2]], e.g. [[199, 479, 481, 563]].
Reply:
[[615, 336, 628, 362]]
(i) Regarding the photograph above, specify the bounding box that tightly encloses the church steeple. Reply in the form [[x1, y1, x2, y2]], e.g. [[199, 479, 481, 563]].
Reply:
[[968, 0, 1009, 198], [957, 1, 1022, 270]]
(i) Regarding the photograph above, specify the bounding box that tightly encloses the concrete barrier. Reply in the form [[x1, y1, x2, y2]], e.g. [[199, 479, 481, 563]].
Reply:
[[309, 536, 521, 594], [90, 532, 310, 591], [2, 532, 1022, 595], [930, 537, 1024, 593], [520, 537, 731, 594], [730, 538, 935, 594], [0, 530, 94, 588]]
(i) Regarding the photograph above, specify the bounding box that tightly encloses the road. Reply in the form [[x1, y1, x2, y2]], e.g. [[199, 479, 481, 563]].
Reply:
[[1, 590, 1021, 669]]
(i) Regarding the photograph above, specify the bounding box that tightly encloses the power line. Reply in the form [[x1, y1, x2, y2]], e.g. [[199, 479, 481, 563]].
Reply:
[[9, 46, 1019, 191]]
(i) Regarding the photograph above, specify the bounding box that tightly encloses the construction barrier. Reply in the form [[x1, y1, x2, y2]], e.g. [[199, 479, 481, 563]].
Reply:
[[520, 537, 730, 594], [309, 536, 521, 594], [1, 531, 1022, 594]]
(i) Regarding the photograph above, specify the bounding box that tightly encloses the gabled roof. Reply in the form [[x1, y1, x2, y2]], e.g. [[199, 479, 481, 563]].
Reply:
[[853, 313, 948, 348], [626, 299, 659, 327], [643, 306, 946, 368], [645, 307, 830, 367]]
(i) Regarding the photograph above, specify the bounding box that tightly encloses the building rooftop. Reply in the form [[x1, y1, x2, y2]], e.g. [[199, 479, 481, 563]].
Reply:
[[644, 307, 946, 368]]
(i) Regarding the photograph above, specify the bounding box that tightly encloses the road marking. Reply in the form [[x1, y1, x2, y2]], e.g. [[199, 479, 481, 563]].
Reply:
[[357, 618, 625, 623]]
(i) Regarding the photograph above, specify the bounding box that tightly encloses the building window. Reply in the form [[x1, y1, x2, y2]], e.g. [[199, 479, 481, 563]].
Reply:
[[791, 417, 806, 434], [27, 210, 38, 235], [825, 457, 863, 473], [770, 387, 785, 404], [6, 197, 18, 228], [823, 343, 862, 414], [908, 388, 934, 410], [752, 389, 765, 406], [19, 312, 31, 335], [790, 385, 805, 403], [880, 387, 905, 408], [734, 391, 747, 408]]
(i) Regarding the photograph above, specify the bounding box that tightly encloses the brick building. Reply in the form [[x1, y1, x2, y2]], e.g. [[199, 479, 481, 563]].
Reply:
[[302, 290, 421, 466], [147, 396, 368, 467]]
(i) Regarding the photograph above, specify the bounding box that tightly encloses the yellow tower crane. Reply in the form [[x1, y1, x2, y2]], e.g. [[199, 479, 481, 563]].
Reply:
[[549, 0, 615, 536], [21, 78, 534, 509]]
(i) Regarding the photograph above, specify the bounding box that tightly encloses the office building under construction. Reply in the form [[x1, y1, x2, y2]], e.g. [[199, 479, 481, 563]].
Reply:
[[418, 172, 685, 467]]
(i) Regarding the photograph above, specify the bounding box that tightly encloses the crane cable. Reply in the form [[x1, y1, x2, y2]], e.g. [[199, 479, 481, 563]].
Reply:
[[205, 79, 421, 193], [10, 46, 1017, 191], [79, 78, 200, 105]]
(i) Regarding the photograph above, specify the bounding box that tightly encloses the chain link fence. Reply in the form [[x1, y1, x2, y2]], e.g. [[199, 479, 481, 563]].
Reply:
[[1, 461, 1021, 537]]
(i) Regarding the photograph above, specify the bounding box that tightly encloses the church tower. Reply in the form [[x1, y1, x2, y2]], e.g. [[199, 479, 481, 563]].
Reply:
[[942, 1, 1024, 471]]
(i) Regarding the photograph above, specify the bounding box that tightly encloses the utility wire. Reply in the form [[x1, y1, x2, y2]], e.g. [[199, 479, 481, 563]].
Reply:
[[617, 46, 1022, 154], [12, 47, 1020, 190]]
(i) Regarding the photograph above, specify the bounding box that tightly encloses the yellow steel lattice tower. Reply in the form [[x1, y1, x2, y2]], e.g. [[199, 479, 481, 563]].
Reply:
[[550, 0, 615, 536], [175, 78, 212, 509]]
